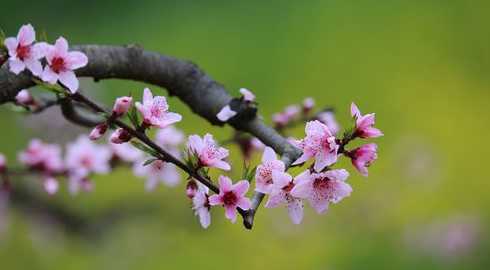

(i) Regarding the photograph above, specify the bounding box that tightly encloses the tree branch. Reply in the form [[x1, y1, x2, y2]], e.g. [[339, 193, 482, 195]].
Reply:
[[0, 44, 302, 229]]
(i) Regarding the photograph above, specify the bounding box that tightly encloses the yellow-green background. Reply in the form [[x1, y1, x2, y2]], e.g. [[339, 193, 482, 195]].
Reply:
[[1, 1, 489, 269]]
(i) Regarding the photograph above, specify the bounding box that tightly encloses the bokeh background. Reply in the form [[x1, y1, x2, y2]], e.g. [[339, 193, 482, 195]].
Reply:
[[1, 0, 489, 269]]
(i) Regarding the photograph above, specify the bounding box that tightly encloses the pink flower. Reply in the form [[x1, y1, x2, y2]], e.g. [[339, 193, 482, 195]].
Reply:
[[110, 128, 132, 144], [43, 176, 59, 195], [254, 147, 285, 194], [349, 143, 378, 177], [41, 37, 88, 93], [302, 97, 315, 113], [239, 88, 255, 102], [65, 135, 111, 180], [15, 89, 34, 105], [291, 169, 351, 214], [317, 111, 340, 135], [4, 24, 45, 76], [112, 96, 132, 117], [0, 154, 6, 172], [265, 171, 304, 224], [292, 120, 339, 172], [351, 102, 383, 138], [273, 105, 300, 127], [187, 134, 231, 171], [133, 158, 180, 191], [89, 123, 108, 140], [135, 88, 182, 128], [192, 182, 211, 229], [208, 176, 251, 223], [216, 105, 237, 122], [18, 139, 64, 173]]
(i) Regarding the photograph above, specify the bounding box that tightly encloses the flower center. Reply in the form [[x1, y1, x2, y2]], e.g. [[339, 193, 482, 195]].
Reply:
[[51, 57, 66, 73], [80, 156, 92, 168], [16, 45, 30, 60], [313, 177, 329, 190], [222, 191, 237, 206]]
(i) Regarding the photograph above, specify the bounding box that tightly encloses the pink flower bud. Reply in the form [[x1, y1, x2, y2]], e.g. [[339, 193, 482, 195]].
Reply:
[[112, 96, 133, 117], [349, 143, 378, 177], [43, 177, 59, 195], [186, 179, 198, 199], [0, 154, 6, 172], [89, 123, 108, 140], [302, 97, 315, 113], [15, 89, 33, 105], [110, 128, 132, 144]]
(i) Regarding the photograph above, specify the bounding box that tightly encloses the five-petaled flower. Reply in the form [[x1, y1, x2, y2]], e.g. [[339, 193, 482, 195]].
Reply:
[[135, 88, 182, 129], [208, 176, 251, 223], [265, 170, 304, 224], [187, 133, 231, 171], [4, 24, 46, 76], [291, 169, 352, 214], [18, 139, 64, 173], [292, 120, 339, 172], [254, 147, 285, 194], [41, 37, 88, 93], [349, 143, 378, 177], [351, 102, 383, 139], [192, 182, 211, 229]]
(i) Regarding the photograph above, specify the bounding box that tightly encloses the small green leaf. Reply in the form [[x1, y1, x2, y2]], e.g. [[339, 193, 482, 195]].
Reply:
[[128, 106, 140, 128], [143, 158, 159, 166], [32, 78, 65, 94], [131, 141, 159, 157]]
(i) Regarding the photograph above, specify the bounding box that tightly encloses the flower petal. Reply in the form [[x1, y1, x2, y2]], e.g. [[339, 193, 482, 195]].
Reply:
[[59, 71, 79, 93], [66, 51, 88, 69], [24, 58, 43, 76], [224, 205, 237, 223], [208, 194, 222, 206], [218, 175, 233, 192], [8, 59, 26, 74], [232, 180, 249, 196], [324, 169, 349, 182], [4, 37, 18, 55], [287, 198, 304, 224], [265, 191, 286, 208], [41, 67, 58, 84], [197, 208, 211, 229], [261, 147, 277, 163], [237, 197, 251, 210], [17, 24, 35, 46], [351, 102, 361, 118], [54, 36, 69, 56], [142, 88, 153, 105], [216, 105, 237, 121]]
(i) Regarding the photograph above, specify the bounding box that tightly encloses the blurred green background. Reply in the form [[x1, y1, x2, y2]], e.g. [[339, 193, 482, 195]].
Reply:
[[1, 0, 489, 269]]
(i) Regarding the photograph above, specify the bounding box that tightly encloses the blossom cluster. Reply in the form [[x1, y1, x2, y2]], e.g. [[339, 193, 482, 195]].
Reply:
[[3, 24, 88, 92], [1, 24, 383, 230]]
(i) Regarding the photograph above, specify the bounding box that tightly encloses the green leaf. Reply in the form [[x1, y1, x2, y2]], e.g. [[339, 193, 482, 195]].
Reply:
[[32, 78, 65, 94], [128, 105, 140, 128], [143, 158, 159, 166], [131, 141, 159, 157]]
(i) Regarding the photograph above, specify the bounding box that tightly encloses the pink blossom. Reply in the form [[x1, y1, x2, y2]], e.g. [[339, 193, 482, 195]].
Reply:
[[254, 147, 285, 194], [317, 111, 340, 135], [133, 158, 180, 191], [349, 143, 378, 177], [110, 128, 132, 144], [41, 37, 88, 93], [65, 135, 111, 180], [135, 88, 182, 128], [0, 154, 6, 172], [292, 120, 339, 172], [208, 176, 251, 223], [216, 105, 237, 122], [43, 176, 59, 195], [192, 182, 211, 229], [265, 171, 304, 224], [290, 169, 351, 214], [18, 139, 64, 173], [351, 102, 383, 138], [15, 89, 34, 105], [4, 24, 45, 76], [302, 97, 315, 113], [89, 123, 108, 141], [109, 139, 143, 163], [112, 96, 132, 117], [273, 105, 300, 127], [187, 134, 231, 171], [239, 88, 255, 102]]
